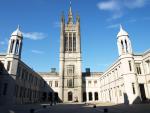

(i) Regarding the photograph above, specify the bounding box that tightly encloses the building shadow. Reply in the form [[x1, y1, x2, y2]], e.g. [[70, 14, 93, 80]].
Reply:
[[0, 60, 62, 106]]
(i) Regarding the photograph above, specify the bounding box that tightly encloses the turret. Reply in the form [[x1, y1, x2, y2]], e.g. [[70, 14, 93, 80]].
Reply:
[[7, 25, 23, 59], [117, 25, 141, 104], [117, 25, 132, 56]]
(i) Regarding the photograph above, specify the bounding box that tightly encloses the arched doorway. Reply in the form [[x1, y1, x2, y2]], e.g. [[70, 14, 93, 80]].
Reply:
[[48, 92, 53, 102], [54, 92, 58, 102], [83, 92, 86, 102], [89, 92, 92, 101], [68, 91, 73, 101], [94, 92, 98, 100]]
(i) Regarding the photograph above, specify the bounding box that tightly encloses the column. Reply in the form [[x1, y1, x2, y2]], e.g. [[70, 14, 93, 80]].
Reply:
[[86, 92, 89, 102]]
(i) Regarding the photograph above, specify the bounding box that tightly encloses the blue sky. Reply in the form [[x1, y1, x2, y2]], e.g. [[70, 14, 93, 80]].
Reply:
[[0, 0, 150, 72]]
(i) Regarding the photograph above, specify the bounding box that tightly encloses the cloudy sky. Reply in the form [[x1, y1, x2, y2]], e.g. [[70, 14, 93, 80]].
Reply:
[[0, 0, 150, 72]]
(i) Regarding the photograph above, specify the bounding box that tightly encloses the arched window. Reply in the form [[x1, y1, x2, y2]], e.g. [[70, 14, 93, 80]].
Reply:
[[68, 91, 73, 101], [125, 40, 128, 53], [73, 33, 76, 51], [89, 92, 92, 101]]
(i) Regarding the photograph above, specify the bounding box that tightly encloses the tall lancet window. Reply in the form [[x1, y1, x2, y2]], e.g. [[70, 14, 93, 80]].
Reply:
[[73, 33, 76, 51], [69, 33, 72, 51], [15, 40, 19, 54], [64, 33, 68, 51], [125, 40, 128, 53], [121, 40, 124, 53], [10, 40, 15, 53]]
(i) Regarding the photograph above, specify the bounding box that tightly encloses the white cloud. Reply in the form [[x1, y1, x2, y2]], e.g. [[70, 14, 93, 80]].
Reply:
[[124, 0, 147, 9], [106, 24, 120, 29], [23, 32, 46, 40], [97, 0, 149, 19], [31, 50, 44, 54], [97, 0, 120, 11]]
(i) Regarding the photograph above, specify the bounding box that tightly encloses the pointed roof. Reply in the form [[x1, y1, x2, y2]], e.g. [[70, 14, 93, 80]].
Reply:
[[11, 25, 23, 38], [68, 1, 73, 24], [117, 24, 129, 37], [68, 1, 72, 17]]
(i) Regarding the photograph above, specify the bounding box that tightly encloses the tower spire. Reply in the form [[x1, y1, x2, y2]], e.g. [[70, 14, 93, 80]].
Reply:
[[68, 0, 73, 24], [120, 24, 123, 31]]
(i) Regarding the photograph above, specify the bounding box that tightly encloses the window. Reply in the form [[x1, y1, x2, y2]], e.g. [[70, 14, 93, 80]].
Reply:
[[125, 40, 128, 53], [67, 68, 73, 76], [64, 33, 68, 51], [67, 65, 74, 76], [3, 83, 8, 96], [55, 81, 58, 87], [88, 81, 91, 87], [73, 33, 76, 51], [128, 61, 132, 71], [69, 33, 72, 51], [94, 80, 97, 86], [10, 40, 14, 53], [95, 92, 98, 100], [121, 40, 124, 53], [17, 66, 21, 78], [119, 89, 122, 96], [15, 85, 18, 97], [49, 81, 52, 87], [145, 60, 150, 74], [136, 63, 142, 75], [132, 83, 136, 94], [15, 40, 19, 54], [89, 92, 92, 101], [7, 61, 11, 71], [67, 79, 73, 88]]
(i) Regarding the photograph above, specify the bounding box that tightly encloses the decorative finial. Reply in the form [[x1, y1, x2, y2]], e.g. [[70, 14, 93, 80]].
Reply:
[[70, 0, 72, 7], [17, 25, 20, 30], [120, 24, 123, 30]]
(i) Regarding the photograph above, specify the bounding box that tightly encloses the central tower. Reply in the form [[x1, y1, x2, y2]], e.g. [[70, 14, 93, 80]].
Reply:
[[59, 3, 82, 102]]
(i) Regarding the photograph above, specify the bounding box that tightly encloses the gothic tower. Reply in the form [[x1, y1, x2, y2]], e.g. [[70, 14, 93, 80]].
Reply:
[[117, 25, 141, 104], [59, 2, 82, 102]]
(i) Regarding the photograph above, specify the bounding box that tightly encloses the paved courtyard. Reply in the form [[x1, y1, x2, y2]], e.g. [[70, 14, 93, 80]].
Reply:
[[0, 102, 150, 113]]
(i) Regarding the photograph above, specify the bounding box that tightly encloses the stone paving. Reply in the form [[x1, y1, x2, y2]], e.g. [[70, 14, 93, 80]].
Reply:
[[0, 102, 150, 113], [88, 102, 150, 113]]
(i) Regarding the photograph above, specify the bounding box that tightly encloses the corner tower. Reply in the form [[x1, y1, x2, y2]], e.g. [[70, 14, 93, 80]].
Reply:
[[6, 26, 23, 76], [59, 2, 82, 102], [117, 25, 141, 104]]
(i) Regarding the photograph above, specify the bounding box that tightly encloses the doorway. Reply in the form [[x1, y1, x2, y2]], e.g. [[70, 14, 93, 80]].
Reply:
[[139, 84, 147, 101], [83, 92, 86, 102], [68, 91, 73, 101]]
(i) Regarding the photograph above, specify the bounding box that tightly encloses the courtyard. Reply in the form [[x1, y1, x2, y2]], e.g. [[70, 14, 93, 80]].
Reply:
[[0, 102, 150, 113]]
